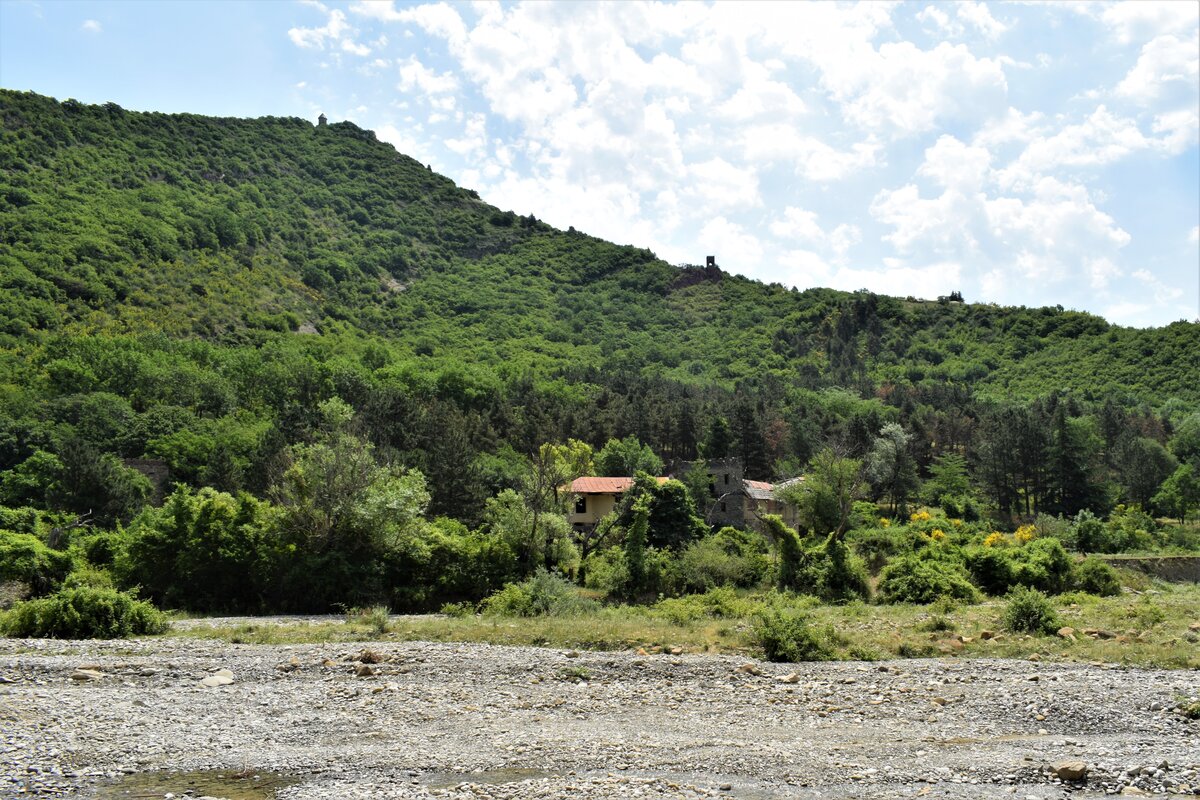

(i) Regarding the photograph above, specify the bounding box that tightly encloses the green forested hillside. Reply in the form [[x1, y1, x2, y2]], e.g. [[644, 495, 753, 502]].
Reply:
[[2, 89, 1196, 401], [1, 91, 1199, 618]]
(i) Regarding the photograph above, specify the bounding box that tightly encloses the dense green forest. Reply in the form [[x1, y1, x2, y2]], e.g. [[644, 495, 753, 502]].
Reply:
[[1, 90, 1198, 625]]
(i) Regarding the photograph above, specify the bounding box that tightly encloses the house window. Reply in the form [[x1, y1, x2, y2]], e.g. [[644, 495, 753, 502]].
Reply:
[[720, 501, 727, 512], [574, 496, 587, 514], [724, 473, 729, 485]]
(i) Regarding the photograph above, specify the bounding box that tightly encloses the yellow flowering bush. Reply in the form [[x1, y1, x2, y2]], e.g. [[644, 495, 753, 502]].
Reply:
[[1014, 524, 1036, 544], [950, 519, 963, 528], [983, 531, 1008, 548], [929, 528, 946, 541], [910, 510, 932, 523], [879, 518, 891, 528]]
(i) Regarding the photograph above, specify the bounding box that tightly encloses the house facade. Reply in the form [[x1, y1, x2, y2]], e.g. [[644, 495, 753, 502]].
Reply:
[[567, 458, 802, 532], [567, 476, 669, 530]]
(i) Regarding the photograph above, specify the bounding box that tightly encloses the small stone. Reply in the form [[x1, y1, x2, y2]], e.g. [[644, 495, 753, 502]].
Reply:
[[719, 784, 733, 791], [1051, 761, 1088, 781], [979, 630, 996, 640], [70, 669, 105, 682], [1057, 627, 1076, 641], [778, 673, 800, 683], [355, 664, 375, 677], [736, 663, 764, 676], [199, 672, 233, 688], [565, 651, 580, 658]]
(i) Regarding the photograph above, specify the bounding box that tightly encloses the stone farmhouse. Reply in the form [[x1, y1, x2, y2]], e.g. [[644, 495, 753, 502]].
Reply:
[[567, 457, 802, 532]]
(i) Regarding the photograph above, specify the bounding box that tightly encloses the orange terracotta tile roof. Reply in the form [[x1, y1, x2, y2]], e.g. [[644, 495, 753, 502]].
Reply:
[[568, 476, 670, 493], [744, 480, 774, 492]]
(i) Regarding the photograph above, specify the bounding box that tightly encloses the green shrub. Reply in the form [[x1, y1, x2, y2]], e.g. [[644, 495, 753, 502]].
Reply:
[[653, 586, 760, 624], [61, 566, 114, 590], [115, 486, 280, 613], [1, 586, 167, 639], [765, 517, 869, 603], [847, 527, 909, 574], [916, 615, 957, 633], [670, 528, 769, 593], [751, 608, 843, 662], [580, 545, 672, 601], [878, 553, 979, 604], [344, 605, 390, 634], [1073, 557, 1121, 597], [480, 569, 599, 617], [1002, 586, 1060, 635], [937, 494, 981, 522], [439, 601, 475, 617], [811, 535, 871, 603], [1104, 505, 1159, 552], [1071, 510, 1112, 553], [581, 546, 627, 597], [965, 538, 1075, 596], [0, 530, 75, 596]]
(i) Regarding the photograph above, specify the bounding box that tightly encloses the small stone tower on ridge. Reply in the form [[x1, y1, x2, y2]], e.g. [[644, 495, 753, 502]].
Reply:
[[317, 113, 327, 127]]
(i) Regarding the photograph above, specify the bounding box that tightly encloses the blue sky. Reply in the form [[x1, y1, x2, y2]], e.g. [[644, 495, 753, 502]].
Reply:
[[2, 0, 1198, 327]]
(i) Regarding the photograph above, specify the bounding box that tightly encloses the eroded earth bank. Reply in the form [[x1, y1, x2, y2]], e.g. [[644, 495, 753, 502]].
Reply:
[[2, 631, 1198, 799]]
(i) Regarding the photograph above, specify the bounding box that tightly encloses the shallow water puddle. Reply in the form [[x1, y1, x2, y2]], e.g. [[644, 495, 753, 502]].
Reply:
[[423, 767, 553, 788], [99, 768, 297, 799]]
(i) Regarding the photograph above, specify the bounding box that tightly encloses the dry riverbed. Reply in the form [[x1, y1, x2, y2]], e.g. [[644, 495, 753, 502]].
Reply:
[[2, 628, 1198, 800]]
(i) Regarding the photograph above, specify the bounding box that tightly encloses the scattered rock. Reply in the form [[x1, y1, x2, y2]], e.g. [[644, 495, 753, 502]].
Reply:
[[979, 630, 996, 640], [778, 673, 800, 684], [70, 669, 105, 682], [357, 649, 384, 664], [736, 663, 764, 676], [355, 664, 375, 677], [1057, 627, 1076, 641], [1051, 761, 1088, 781], [199, 669, 234, 688]]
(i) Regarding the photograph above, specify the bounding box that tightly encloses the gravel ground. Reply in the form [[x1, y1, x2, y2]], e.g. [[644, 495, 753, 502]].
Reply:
[[2, 625, 1197, 800]]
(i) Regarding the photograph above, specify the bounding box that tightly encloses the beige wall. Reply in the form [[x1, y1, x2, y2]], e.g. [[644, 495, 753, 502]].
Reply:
[[569, 493, 621, 527]]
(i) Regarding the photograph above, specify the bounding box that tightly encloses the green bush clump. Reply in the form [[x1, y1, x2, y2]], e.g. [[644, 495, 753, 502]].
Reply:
[[480, 569, 598, 617], [1073, 557, 1121, 596], [765, 517, 869, 603], [751, 608, 844, 662], [670, 528, 769, 593], [877, 553, 979, 605], [653, 586, 760, 624], [965, 538, 1075, 596], [580, 545, 672, 601], [847, 527, 911, 574], [0, 530, 75, 596], [1002, 586, 1060, 635], [1, 586, 167, 639], [439, 601, 475, 617]]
